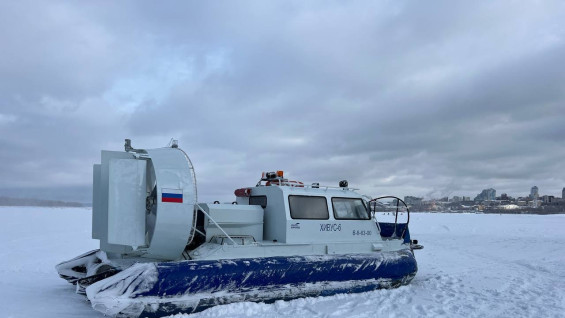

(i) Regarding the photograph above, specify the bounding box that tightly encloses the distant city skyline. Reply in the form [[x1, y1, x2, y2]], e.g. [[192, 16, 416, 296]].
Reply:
[[405, 185, 565, 201], [1, 183, 564, 205], [403, 186, 565, 213]]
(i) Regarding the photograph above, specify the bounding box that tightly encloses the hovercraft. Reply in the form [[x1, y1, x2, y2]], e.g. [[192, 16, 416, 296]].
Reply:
[[56, 140, 423, 317]]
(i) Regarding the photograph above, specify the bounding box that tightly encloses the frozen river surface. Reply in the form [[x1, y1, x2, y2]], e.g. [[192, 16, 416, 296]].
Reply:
[[0, 207, 563, 318]]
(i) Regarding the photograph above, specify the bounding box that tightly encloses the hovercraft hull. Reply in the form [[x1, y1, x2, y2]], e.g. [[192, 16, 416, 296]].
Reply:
[[86, 249, 417, 318]]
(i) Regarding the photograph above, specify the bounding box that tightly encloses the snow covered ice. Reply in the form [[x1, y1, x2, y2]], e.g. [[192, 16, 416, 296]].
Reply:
[[1, 207, 564, 317]]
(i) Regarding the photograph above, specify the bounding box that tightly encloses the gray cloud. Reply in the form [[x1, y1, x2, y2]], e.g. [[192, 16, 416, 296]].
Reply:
[[1, 1, 564, 203]]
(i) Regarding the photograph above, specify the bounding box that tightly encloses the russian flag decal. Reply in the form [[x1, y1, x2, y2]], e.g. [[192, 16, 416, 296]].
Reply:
[[162, 188, 183, 203]]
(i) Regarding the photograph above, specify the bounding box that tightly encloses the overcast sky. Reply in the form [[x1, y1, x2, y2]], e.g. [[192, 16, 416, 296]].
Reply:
[[1, 1, 564, 203]]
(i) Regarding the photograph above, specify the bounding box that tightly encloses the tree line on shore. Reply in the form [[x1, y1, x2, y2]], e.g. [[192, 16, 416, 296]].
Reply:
[[0, 196, 84, 207]]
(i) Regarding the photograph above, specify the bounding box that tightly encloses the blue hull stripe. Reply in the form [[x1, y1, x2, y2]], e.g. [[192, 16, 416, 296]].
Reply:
[[112, 250, 418, 317]]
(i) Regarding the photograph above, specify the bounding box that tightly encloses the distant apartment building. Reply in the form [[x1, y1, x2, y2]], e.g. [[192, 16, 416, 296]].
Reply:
[[451, 196, 471, 202], [474, 188, 496, 201], [530, 186, 539, 199], [562, 187, 565, 200]]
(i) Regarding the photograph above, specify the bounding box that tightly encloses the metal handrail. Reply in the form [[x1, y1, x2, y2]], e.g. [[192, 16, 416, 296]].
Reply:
[[256, 179, 359, 190], [369, 196, 410, 240]]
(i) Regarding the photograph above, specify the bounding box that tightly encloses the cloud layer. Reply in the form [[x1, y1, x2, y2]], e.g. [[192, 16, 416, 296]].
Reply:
[[1, 1, 564, 202]]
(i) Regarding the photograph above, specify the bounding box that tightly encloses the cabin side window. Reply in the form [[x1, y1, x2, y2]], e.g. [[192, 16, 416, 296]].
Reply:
[[332, 198, 370, 220], [288, 195, 329, 220], [249, 195, 267, 208]]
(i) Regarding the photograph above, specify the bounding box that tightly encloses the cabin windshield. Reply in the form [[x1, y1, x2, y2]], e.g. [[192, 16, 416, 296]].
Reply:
[[332, 198, 370, 220]]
